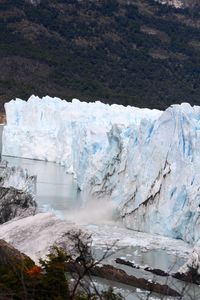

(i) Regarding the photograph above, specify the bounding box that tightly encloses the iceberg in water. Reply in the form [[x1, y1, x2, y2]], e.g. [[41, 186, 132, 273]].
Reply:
[[3, 95, 200, 244]]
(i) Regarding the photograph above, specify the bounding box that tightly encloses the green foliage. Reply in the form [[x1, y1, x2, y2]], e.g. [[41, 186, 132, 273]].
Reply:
[[0, 254, 34, 299], [33, 247, 70, 299], [0, 246, 124, 300]]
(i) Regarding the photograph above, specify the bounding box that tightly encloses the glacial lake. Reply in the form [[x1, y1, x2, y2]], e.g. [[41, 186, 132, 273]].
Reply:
[[3, 155, 199, 300]]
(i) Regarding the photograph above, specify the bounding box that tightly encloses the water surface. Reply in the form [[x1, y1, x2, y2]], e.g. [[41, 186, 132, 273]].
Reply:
[[3, 155, 79, 218]]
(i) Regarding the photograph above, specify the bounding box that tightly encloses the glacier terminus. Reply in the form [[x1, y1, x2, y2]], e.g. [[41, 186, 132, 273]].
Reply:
[[3, 95, 200, 245]]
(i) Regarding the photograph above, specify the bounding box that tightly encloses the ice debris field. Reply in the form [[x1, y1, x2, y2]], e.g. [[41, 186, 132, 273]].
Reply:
[[3, 95, 200, 245]]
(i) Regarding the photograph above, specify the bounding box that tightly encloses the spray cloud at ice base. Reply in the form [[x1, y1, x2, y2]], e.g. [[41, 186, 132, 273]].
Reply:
[[3, 95, 200, 244]]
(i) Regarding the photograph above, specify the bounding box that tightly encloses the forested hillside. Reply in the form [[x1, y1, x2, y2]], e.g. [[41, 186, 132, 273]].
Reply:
[[1, 0, 200, 110]]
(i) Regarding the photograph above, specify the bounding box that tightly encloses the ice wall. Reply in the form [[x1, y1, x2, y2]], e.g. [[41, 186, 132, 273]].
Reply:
[[79, 102, 200, 244], [3, 95, 160, 171], [3, 95, 200, 244]]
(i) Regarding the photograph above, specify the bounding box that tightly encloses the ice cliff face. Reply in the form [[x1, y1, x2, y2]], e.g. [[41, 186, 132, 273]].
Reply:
[[3, 95, 160, 171], [3, 96, 200, 244]]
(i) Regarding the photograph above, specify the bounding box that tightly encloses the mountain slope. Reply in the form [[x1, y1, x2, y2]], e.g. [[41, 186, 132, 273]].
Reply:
[[156, 0, 199, 9], [1, 0, 200, 110]]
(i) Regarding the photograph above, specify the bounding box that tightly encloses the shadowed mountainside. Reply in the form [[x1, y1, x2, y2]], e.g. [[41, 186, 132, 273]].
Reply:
[[1, 0, 200, 110]]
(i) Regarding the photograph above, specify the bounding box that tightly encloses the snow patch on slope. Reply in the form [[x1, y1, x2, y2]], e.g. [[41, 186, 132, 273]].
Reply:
[[0, 212, 90, 263]]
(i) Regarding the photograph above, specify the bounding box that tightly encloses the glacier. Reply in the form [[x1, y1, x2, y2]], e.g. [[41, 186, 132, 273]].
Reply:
[[3, 95, 200, 244]]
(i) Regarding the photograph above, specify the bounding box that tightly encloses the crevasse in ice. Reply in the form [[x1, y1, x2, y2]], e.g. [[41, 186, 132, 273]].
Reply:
[[3, 95, 200, 244]]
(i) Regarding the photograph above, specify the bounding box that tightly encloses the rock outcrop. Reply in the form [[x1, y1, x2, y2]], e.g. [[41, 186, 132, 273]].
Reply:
[[0, 164, 36, 196], [174, 245, 200, 284], [65, 261, 181, 297], [0, 239, 34, 270], [0, 186, 37, 224], [0, 162, 37, 224]]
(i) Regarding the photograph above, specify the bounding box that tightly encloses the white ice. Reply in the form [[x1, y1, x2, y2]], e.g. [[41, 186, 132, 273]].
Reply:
[[3, 96, 200, 244], [0, 212, 191, 263], [0, 212, 91, 263]]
